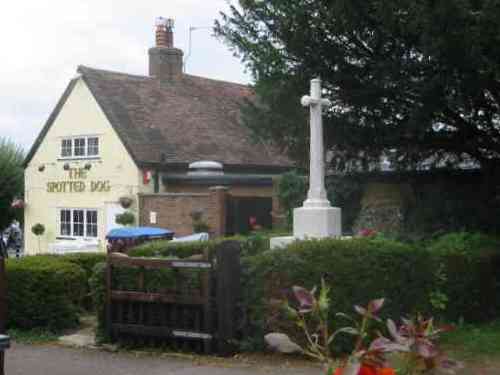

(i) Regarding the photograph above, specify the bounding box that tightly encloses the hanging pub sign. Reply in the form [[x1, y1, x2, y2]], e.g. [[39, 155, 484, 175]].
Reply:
[[46, 168, 111, 193]]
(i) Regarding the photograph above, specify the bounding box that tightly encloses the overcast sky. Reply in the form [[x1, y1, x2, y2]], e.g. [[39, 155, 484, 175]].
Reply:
[[0, 0, 250, 151]]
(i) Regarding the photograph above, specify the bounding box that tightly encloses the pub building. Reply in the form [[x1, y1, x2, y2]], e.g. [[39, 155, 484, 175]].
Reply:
[[23, 18, 292, 254]]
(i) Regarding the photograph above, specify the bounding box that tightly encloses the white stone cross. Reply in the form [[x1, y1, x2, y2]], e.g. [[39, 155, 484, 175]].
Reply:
[[300, 78, 332, 208], [270, 77, 341, 247]]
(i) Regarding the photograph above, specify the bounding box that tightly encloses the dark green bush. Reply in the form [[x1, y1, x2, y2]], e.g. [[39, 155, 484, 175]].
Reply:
[[240, 234, 500, 351], [6, 256, 87, 330], [427, 232, 500, 321], [89, 262, 107, 341]]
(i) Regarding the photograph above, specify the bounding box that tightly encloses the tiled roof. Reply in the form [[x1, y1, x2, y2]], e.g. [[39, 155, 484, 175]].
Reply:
[[77, 66, 293, 168]]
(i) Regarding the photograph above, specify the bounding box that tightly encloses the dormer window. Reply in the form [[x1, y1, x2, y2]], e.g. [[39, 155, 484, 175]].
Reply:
[[60, 136, 99, 159]]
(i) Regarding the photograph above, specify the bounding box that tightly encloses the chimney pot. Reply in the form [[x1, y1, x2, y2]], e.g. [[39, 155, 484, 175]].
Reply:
[[149, 17, 183, 81]]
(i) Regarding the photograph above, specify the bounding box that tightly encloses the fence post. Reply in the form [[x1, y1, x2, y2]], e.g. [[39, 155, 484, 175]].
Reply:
[[216, 240, 241, 356]]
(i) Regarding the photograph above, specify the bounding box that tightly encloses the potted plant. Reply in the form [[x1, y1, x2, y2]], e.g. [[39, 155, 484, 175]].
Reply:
[[115, 211, 135, 226], [118, 196, 134, 209], [31, 223, 45, 254]]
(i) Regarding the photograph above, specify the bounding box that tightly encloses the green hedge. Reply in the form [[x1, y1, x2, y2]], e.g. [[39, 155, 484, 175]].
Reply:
[[58, 252, 107, 279], [427, 232, 500, 321], [128, 234, 269, 258], [6, 256, 87, 330], [240, 234, 500, 350]]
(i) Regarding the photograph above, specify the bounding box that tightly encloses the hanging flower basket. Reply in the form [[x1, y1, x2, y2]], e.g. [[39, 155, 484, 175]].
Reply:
[[118, 196, 134, 209], [11, 198, 25, 209]]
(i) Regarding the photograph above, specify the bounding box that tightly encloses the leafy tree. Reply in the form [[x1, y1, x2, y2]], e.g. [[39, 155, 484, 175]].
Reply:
[[216, 0, 500, 171], [0, 138, 24, 229]]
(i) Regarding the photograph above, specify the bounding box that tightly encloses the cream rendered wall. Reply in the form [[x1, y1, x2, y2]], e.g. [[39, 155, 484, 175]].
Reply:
[[24, 78, 152, 254]]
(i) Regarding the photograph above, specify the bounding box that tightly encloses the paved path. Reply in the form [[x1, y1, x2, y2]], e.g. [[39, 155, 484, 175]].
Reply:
[[5, 343, 321, 375]]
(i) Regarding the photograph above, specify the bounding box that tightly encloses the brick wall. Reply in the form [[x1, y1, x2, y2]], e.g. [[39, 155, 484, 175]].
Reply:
[[166, 182, 284, 229], [139, 187, 228, 237]]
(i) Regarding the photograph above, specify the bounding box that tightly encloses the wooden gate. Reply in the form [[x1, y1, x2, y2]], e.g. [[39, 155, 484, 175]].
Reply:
[[106, 241, 241, 355]]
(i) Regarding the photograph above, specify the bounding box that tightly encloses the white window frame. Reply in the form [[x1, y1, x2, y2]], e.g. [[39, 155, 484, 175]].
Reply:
[[59, 135, 100, 159], [59, 208, 99, 238]]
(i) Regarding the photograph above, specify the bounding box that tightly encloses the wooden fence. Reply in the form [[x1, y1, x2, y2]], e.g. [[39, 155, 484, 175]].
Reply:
[[106, 241, 241, 355]]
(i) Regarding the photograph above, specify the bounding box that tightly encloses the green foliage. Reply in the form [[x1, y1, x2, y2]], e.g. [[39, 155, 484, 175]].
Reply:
[[216, 1, 500, 170], [427, 232, 500, 256], [89, 262, 107, 341], [31, 223, 45, 236], [115, 211, 135, 226], [0, 138, 24, 229], [57, 252, 107, 279], [56, 252, 107, 310], [240, 233, 500, 351], [6, 256, 87, 330], [128, 234, 269, 259], [276, 171, 306, 227], [7, 327, 59, 344], [326, 175, 365, 234], [128, 240, 216, 258]]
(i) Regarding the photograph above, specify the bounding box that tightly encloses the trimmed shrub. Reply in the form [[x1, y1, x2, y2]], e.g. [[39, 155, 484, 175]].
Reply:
[[128, 234, 269, 259], [89, 262, 107, 341], [240, 234, 500, 351], [58, 252, 107, 279], [6, 256, 87, 330]]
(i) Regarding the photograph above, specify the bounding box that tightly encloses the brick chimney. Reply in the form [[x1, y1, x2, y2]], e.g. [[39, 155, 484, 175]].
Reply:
[[149, 17, 183, 81]]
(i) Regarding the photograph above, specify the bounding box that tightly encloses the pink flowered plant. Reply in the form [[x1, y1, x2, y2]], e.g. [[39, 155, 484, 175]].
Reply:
[[358, 229, 377, 237]]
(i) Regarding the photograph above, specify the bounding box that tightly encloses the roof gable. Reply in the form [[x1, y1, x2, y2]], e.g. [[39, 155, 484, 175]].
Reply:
[[24, 78, 79, 167], [25, 66, 293, 170], [78, 66, 292, 168]]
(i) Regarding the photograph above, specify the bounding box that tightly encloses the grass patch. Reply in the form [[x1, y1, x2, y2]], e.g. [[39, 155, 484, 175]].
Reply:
[[8, 328, 59, 344], [441, 320, 500, 362]]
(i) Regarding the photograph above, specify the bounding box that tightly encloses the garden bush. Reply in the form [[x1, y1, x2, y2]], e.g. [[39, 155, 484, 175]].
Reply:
[[239, 233, 500, 351], [6, 256, 87, 330], [58, 252, 107, 279], [128, 234, 269, 259], [427, 232, 500, 322]]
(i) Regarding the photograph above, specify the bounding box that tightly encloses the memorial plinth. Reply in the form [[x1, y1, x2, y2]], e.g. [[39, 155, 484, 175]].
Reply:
[[271, 78, 342, 249]]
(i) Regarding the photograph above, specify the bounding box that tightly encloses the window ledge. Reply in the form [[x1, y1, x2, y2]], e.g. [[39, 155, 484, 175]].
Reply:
[[57, 157, 101, 162], [56, 236, 99, 242]]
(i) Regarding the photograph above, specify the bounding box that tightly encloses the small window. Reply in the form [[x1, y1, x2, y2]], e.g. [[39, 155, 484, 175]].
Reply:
[[86, 210, 98, 237], [61, 139, 72, 157], [60, 209, 71, 236], [73, 210, 84, 236], [87, 137, 99, 156], [60, 136, 99, 159], [74, 138, 86, 157], [60, 208, 98, 238]]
